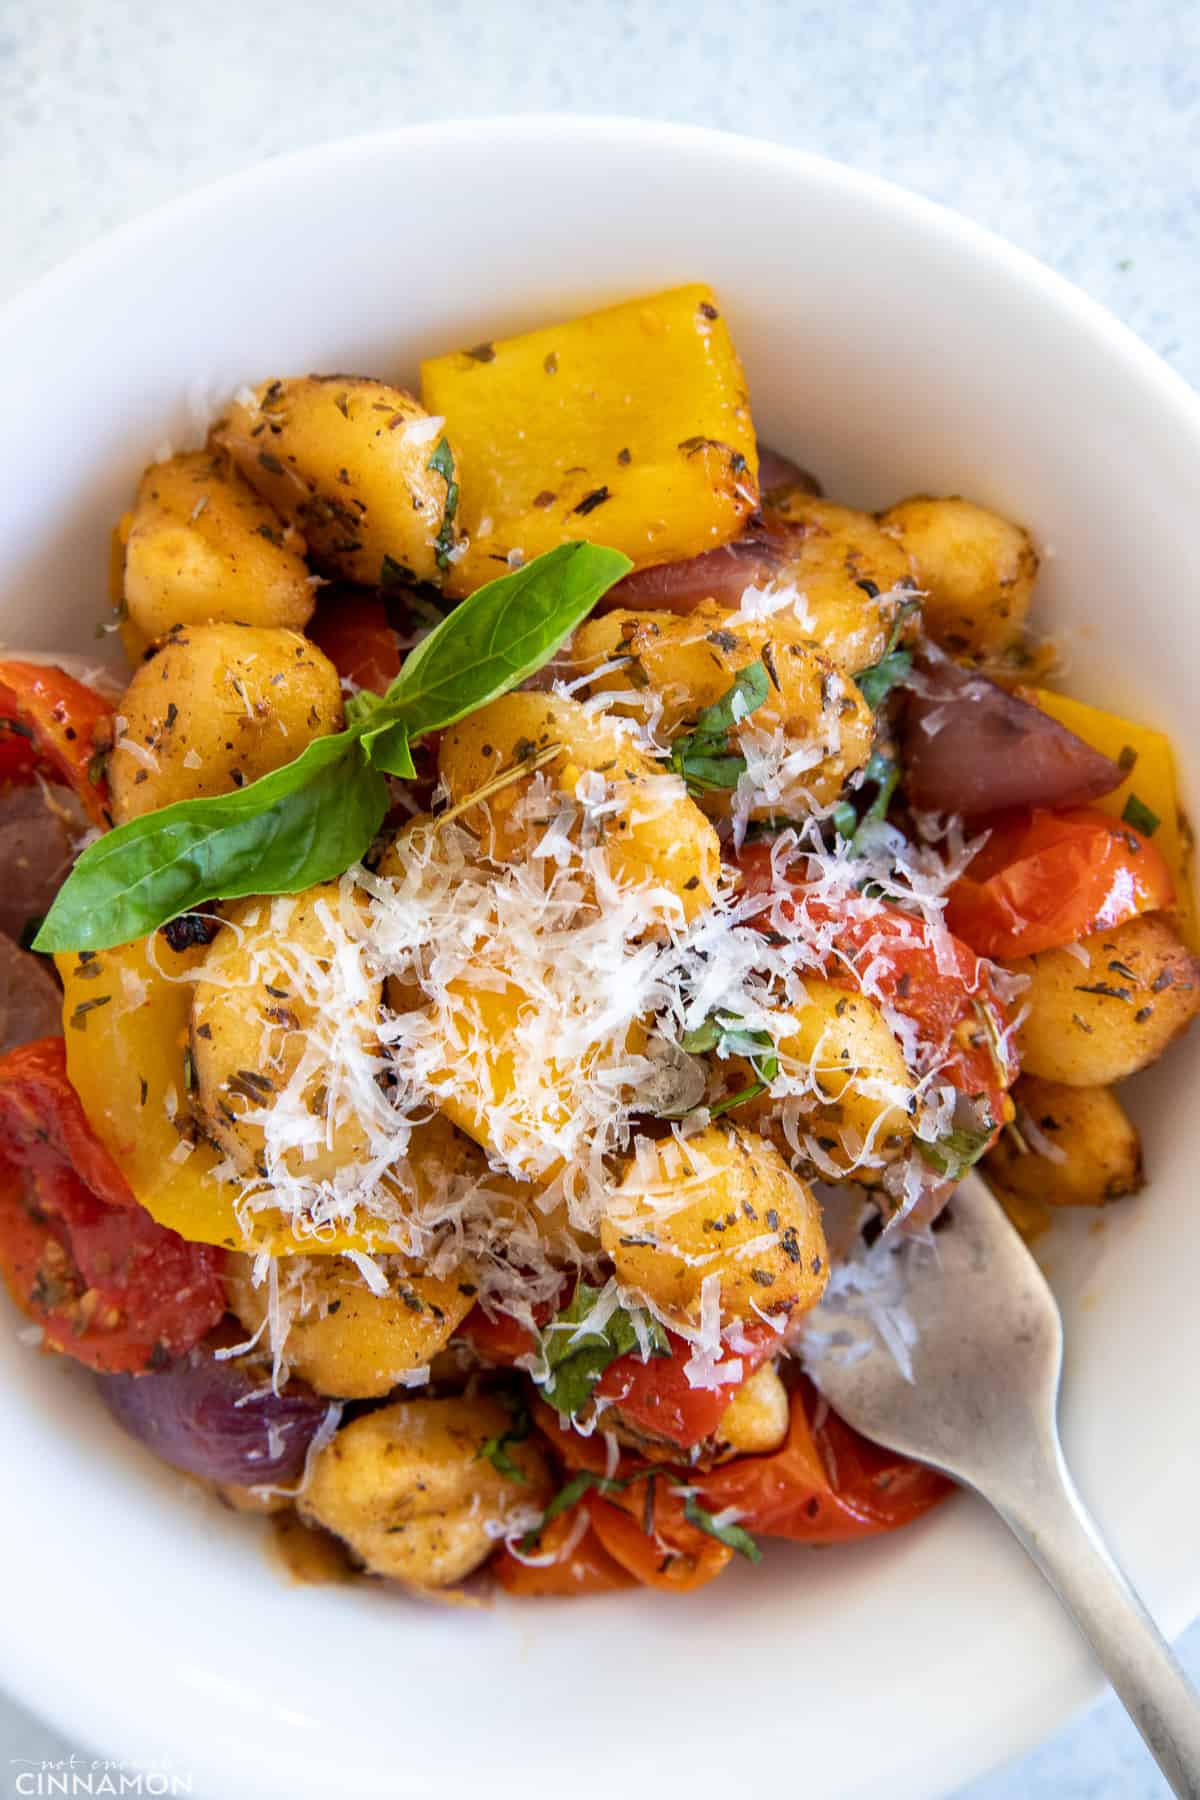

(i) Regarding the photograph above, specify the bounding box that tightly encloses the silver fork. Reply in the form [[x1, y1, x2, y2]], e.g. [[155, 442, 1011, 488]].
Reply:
[[804, 1172, 1200, 1798]]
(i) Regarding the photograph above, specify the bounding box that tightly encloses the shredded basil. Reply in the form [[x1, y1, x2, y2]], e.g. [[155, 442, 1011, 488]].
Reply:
[[539, 1283, 670, 1420], [681, 1493, 763, 1562], [675, 1008, 780, 1119], [667, 660, 770, 796], [520, 1469, 630, 1551], [476, 1385, 532, 1483], [854, 600, 921, 710]]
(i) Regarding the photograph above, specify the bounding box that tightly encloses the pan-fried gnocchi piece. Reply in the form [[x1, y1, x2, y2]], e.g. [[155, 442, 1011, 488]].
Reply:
[[714, 1360, 790, 1455], [109, 623, 342, 823], [122, 450, 313, 641], [878, 495, 1038, 661], [570, 601, 875, 813], [438, 690, 721, 921], [224, 1243, 477, 1397], [735, 980, 916, 1175], [601, 1123, 828, 1326], [984, 1078, 1143, 1209], [764, 491, 916, 674], [191, 886, 380, 1182], [1006, 914, 1200, 1086], [216, 377, 460, 586], [300, 1396, 553, 1588]]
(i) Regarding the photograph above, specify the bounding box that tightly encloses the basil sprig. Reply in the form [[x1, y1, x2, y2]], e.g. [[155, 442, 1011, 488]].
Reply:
[[539, 1282, 670, 1420], [668, 660, 770, 795], [35, 541, 631, 952]]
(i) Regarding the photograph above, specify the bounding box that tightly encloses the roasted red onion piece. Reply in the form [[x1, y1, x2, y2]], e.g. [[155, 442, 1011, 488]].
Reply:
[[756, 445, 823, 498], [902, 654, 1125, 818], [0, 785, 87, 942], [0, 934, 62, 1055], [96, 1346, 331, 1486], [598, 534, 782, 615]]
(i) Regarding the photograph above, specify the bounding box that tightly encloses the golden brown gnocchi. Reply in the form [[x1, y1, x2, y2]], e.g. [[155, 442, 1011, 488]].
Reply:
[[122, 450, 313, 641], [601, 1123, 828, 1325], [438, 689, 721, 921], [225, 1250, 476, 1397], [1006, 914, 1200, 1086], [878, 495, 1038, 661], [216, 376, 460, 586], [984, 1077, 1143, 1209], [109, 623, 342, 822], [300, 1396, 553, 1587], [570, 601, 876, 813]]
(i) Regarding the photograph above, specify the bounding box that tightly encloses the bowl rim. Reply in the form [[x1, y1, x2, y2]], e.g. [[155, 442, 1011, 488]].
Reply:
[[2, 113, 1199, 1794], [4, 112, 1200, 444]]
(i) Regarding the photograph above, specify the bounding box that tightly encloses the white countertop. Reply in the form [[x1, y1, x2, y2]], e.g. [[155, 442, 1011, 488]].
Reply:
[[1, 0, 1197, 1794]]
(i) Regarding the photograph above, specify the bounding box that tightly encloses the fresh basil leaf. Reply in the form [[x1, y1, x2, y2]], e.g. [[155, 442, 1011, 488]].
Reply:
[[359, 717, 416, 779], [540, 1282, 670, 1419], [677, 1009, 778, 1119], [855, 599, 921, 710], [34, 731, 386, 952], [682, 1494, 763, 1563], [379, 540, 632, 738], [36, 543, 631, 952], [1121, 792, 1160, 836]]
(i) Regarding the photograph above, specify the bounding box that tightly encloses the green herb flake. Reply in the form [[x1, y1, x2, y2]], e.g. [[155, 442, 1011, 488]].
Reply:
[[917, 1121, 994, 1181], [1121, 792, 1160, 836]]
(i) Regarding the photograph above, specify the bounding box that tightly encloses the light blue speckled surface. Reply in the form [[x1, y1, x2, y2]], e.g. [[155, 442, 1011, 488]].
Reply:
[[0, 1, 1196, 1793]]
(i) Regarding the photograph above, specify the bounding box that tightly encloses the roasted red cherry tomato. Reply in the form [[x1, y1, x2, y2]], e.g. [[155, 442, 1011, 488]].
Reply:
[[945, 806, 1173, 959]]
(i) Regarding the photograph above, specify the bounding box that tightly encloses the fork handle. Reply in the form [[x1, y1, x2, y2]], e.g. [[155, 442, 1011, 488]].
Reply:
[[989, 1444, 1200, 1798]]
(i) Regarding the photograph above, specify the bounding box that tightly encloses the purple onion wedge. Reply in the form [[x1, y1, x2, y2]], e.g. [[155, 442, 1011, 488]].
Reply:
[[902, 652, 1125, 819], [96, 1345, 332, 1487]]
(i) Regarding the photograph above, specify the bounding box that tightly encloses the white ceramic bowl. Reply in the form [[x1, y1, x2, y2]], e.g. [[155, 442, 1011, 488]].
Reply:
[[2, 118, 1199, 1800]]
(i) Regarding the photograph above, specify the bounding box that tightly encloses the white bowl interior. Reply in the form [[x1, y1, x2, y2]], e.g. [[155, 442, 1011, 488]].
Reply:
[[1, 119, 1198, 1800]]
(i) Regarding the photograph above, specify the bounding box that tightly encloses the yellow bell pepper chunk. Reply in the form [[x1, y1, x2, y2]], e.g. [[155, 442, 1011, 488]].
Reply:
[[1031, 687, 1197, 949], [420, 283, 758, 596], [57, 936, 408, 1255]]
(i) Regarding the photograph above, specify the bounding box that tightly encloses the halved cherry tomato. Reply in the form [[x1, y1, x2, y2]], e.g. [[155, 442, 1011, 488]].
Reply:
[[596, 1322, 778, 1452], [734, 841, 1016, 1142], [457, 1296, 566, 1365], [694, 1379, 949, 1542], [0, 661, 114, 826], [589, 1485, 733, 1593], [308, 594, 403, 696], [492, 1508, 636, 1597], [0, 1038, 225, 1371], [945, 806, 1174, 959]]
